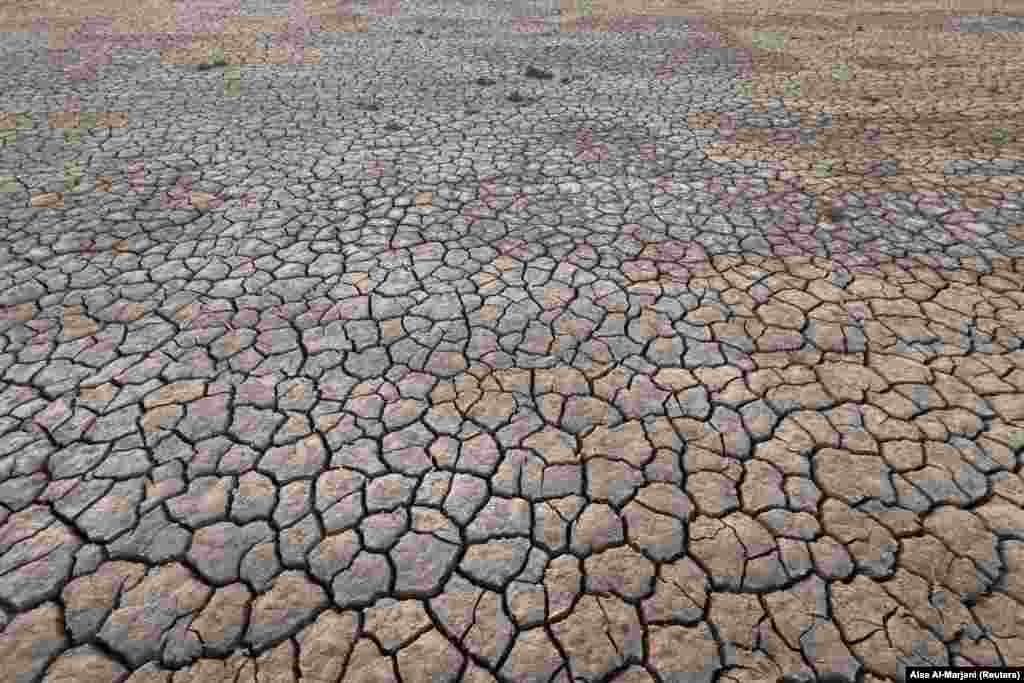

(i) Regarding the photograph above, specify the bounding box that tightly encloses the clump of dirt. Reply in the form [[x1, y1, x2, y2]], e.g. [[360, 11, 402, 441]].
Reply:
[[197, 59, 228, 72], [524, 65, 553, 79]]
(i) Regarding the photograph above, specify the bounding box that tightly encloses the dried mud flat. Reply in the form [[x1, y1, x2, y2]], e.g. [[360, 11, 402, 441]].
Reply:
[[0, 1, 1023, 682], [659, 0, 1024, 214]]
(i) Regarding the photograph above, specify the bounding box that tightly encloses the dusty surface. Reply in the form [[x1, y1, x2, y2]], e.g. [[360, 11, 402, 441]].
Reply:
[[0, 0, 1023, 681]]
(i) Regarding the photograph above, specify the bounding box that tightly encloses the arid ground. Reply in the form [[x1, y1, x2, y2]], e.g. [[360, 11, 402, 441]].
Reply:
[[0, 1, 1022, 681]]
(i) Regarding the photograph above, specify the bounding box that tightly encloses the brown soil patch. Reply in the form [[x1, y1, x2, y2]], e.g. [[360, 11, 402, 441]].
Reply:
[[566, 0, 1024, 205], [5, 0, 1022, 204]]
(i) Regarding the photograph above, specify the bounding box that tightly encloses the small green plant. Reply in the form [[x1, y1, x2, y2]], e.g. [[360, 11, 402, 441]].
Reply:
[[813, 160, 834, 177], [63, 128, 81, 145], [63, 160, 83, 192], [752, 31, 785, 50], [831, 63, 851, 81], [783, 78, 801, 98], [198, 47, 229, 71], [79, 111, 97, 129], [223, 65, 241, 97], [1009, 431, 1024, 451], [0, 174, 18, 193], [735, 80, 753, 97], [991, 127, 1009, 145]]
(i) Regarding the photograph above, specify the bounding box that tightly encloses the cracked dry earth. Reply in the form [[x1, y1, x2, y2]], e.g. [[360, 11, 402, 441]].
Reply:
[[1, 0, 1024, 681]]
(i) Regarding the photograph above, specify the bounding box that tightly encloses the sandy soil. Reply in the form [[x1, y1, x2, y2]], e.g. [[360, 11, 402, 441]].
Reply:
[[3, 0, 1022, 217], [561, 0, 1024, 217]]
